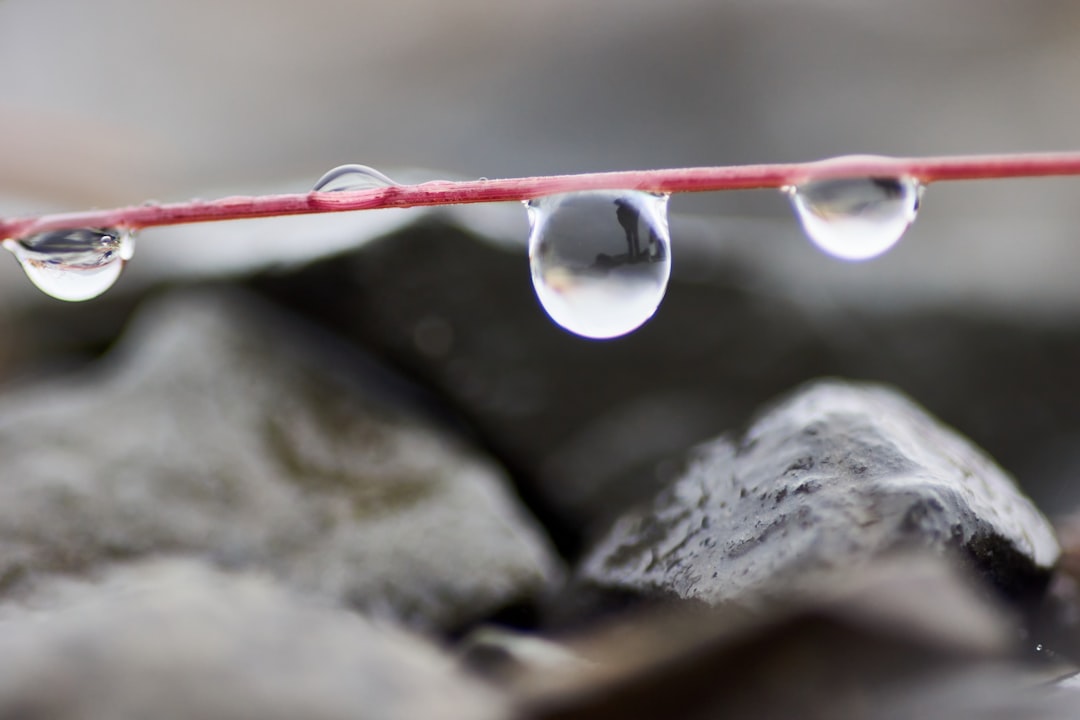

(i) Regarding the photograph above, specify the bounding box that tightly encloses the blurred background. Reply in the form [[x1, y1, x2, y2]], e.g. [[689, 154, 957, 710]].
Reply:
[[5, 0, 1080, 291], [3, 0, 1080, 545]]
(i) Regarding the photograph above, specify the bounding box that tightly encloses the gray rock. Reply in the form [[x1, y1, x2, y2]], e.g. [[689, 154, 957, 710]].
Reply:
[[0, 288, 560, 630], [248, 220, 1080, 555], [524, 554, 1021, 720], [458, 626, 595, 685], [579, 380, 1059, 607], [0, 559, 507, 720], [249, 220, 848, 544]]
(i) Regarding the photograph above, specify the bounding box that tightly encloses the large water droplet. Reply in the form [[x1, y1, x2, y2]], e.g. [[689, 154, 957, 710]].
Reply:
[[3, 228, 134, 302], [528, 190, 671, 339], [786, 176, 921, 261], [313, 164, 398, 192]]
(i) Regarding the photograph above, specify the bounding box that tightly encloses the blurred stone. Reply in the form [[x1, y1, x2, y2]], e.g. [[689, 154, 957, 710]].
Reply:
[[0, 287, 560, 630], [1056, 671, 1080, 689], [871, 668, 1080, 720], [0, 559, 507, 720], [249, 219, 849, 547], [458, 626, 594, 685], [248, 220, 1080, 555], [578, 380, 1058, 609], [1030, 515, 1080, 663], [520, 555, 1019, 720]]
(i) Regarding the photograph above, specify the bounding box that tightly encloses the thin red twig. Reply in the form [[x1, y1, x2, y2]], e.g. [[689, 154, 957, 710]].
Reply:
[[3, 151, 1080, 240]]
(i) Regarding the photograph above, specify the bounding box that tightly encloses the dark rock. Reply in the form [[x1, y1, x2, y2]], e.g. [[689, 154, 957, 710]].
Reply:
[[1030, 515, 1080, 662], [0, 559, 507, 720], [0, 288, 560, 630], [578, 380, 1059, 609], [247, 219, 1080, 555], [248, 218, 848, 547], [521, 555, 1021, 720]]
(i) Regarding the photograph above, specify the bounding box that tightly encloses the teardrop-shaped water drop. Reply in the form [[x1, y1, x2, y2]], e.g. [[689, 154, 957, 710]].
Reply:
[[528, 190, 671, 339], [3, 227, 134, 302], [786, 176, 921, 261], [313, 164, 398, 192]]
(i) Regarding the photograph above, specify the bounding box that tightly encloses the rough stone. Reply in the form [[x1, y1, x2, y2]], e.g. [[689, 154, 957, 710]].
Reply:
[[249, 219, 850, 546], [248, 219, 1080, 554], [0, 288, 560, 630], [0, 559, 507, 720], [578, 380, 1059, 608]]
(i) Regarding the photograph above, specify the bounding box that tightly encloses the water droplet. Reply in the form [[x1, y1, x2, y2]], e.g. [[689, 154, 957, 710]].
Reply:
[[785, 176, 921, 261], [527, 190, 671, 339], [3, 227, 134, 302], [313, 164, 398, 192]]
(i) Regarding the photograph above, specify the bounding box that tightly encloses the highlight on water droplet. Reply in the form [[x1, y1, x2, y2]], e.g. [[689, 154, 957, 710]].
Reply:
[[784, 176, 921, 261], [312, 164, 398, 192], [527, 190, 671, 339], [2, 227, 135, 302]]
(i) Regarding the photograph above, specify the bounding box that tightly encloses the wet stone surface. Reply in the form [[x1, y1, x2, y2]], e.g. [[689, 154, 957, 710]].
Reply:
[[0, 288, 560, 631], [249, 219, 846, 546], [0, 220, 1076, 718], [0, 559, 507, 720], [248, 219, 1080, 554], [578, 379, 1060, 609]]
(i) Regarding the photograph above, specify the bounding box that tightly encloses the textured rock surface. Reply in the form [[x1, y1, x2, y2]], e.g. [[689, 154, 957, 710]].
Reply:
[[0, 288, 559, 630], [579, 380, 1059, 607], [249, 220, 1080, 551], [0, 559, 507, 720], [249, 219, 856, 543]]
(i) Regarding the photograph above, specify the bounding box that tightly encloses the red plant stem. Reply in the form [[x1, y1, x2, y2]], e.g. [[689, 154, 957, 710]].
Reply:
[[3, 151, 1080, 240]]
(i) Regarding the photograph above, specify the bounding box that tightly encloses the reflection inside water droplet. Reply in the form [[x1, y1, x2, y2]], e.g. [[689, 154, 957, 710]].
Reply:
[[527, 190, 671, 339], [3, 227, 135, 302], [313, 164, 398, 192], [786, 176, 921, 261]]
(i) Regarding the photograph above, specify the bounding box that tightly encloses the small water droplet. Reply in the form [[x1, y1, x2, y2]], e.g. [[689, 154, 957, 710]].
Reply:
[[313, 164, 398, 192], [527, 190, 671, 339], [3, 227, 134, 302], [785, 176, 921, 261]]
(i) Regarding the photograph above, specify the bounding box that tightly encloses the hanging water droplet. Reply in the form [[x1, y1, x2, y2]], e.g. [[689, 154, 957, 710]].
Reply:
[[2, 227, 135, 302], [313, 164, 398, 192], [785, 176, 921, 261], [527, 190, 671, 339]]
